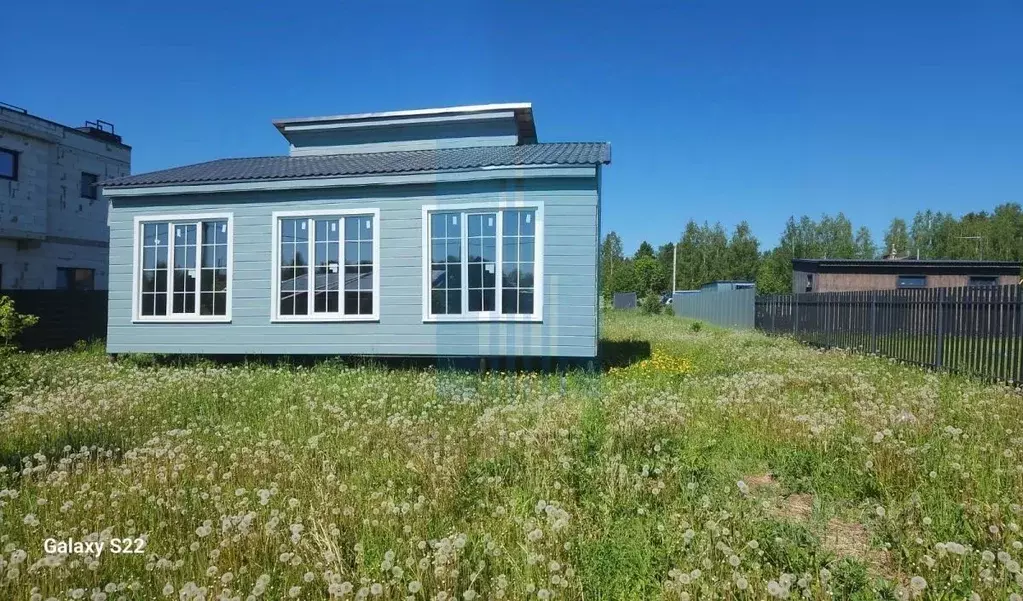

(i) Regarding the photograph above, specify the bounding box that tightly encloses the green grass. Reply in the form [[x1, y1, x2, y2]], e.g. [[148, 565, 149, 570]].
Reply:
[[1, 312, 1021, 600]]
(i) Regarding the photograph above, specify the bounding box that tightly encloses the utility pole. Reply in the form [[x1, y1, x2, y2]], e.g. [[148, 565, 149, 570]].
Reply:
[[672, 244, 677, 293]]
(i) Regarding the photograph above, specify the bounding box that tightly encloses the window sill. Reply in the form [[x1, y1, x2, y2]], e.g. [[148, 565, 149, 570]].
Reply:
[[423, 315, 543, 324], [271, 314, 380, 323], [133, 316, 232, 324]]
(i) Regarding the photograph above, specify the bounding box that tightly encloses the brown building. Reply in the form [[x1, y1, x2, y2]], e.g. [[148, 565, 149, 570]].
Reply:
[[792, 259, 1022, 293]]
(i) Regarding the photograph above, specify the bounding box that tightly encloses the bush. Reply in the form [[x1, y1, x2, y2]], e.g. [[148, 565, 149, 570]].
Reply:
[[663, 303, 674, 317], [0, 295, 39, 347], [690, 321, 703, 332], [640, 292, 662, 315]]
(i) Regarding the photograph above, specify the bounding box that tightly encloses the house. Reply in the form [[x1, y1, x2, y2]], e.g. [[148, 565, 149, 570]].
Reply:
[[792, 258, 1022, 293], [100, 103, 610, 358], [0, 102, 131, 290]]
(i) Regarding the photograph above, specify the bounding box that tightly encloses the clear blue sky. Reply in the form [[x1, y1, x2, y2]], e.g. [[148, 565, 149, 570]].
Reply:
[[6, 1, 1021, 252]]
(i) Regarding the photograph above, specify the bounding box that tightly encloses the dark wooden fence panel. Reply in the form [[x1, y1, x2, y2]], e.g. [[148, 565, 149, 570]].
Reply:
[[1, 290, 107, 350], [755, 285, 1023, 383]]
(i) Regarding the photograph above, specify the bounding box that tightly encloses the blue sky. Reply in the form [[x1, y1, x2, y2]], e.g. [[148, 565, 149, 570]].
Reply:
[[6, 1, 1021, 252]]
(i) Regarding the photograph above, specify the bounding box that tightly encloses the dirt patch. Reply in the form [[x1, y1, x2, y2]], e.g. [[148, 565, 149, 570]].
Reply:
[[771, 492, 814, 521], [744, 473, 777, 489], [822, 517, 893, 578], [745, 473, 893, 578]]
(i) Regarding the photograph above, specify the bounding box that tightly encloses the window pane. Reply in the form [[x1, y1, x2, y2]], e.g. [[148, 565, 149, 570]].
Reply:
[[344, 265, 359, 291], [503, 211, 518, 236], [468, 239, 481, 262], [502, 263, 518, 288], [359, 292, 372, 315], [200, 292, 215, 315], [142, 293, 156, 316], [154, 268, 168, 293], [360, 241, 372, 264], [446, 214, 460, 237], [468, 290, 482, 312], [431, 213, 447, 238], [214, 292, 227, 316], [431, 290, 446, 314], [468, 264, 482, 288], [482, 240, 496, 262], [154, 293, 167, 316], [482, 264, 496, 288], [519, 264, 534, 288], [343, 291, 359, 315], [431, 264, 446, 289], [483, 288, 495, 311], [143, 247, 156, 270], [503, 239, 517, 263], [344, 242, 359, 265], [142, 272, 156, 293], [446, 240, 461, 262], [519, 211, 535, 236], [468, 214, 482, 238], [447, 290, 461, 314], [520, 240, 534, 262], [445, 265, 460, 289], [519, 290, 534, 314], [502, 289, 518, 314], [431, 240, 445, 263]]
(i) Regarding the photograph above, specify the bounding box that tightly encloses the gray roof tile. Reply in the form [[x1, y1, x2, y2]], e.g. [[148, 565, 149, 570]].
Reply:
[[102, 142, 610, 188]]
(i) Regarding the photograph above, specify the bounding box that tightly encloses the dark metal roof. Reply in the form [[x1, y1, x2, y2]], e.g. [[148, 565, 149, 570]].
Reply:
[[793, 258, 1022, 275], [101, 142, 609, 188]]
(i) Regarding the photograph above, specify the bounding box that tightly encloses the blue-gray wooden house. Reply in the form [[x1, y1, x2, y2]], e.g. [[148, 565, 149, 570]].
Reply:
[[100, 103, 610, 358]]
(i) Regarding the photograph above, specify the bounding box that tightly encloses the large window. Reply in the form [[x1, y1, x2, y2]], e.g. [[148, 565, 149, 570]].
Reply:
[[0, 148, 17, 181], [271, 209, 379, 321], [133, 214, 232, 322], [422, 202, 543, 322]]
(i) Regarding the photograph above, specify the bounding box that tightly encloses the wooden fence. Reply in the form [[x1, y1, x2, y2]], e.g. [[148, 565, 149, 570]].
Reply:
[[756, 285, 1023, 383]]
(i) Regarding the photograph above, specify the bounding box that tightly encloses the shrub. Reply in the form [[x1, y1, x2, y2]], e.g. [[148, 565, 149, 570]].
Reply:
[[0, 295, 39, 347], [640, 292, 662, 315], [690, 321, 703, 332], [663, 303, 674, 317]]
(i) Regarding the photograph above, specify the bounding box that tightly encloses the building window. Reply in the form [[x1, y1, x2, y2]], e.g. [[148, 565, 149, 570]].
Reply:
[[897, 275, 927, 288], [422, 202, 544, 322], [805, 273, 813, 293], [0, 148, 17, 181], [271, 209, 379, 321], [80, 172, 99, 199], [968, 276, 998, 287], [57, 268, 95, 290], [133, 214, 232, 322]]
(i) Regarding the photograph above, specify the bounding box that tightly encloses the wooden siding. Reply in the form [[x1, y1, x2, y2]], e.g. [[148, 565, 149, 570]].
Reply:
[[106, 177, 599, 357]]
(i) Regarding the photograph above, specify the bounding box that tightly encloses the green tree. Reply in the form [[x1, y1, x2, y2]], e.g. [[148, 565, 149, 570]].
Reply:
[[655, 242, 675, 292], [676, 220, 704, 290], [727, 221, 760, 280], [634, 241, 655, 260], [633, 255, 661, 295], [854, 226, 876, 259], [600, 231, 625, 299], [883, 218, 910, 258]]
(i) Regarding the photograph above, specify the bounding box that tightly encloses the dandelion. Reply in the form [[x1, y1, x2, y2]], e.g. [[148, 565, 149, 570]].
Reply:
[[288, 586, 302, 598], [408, 581, 422, 593], [736, 480, 750, 495], [909, 576, 927, 592]]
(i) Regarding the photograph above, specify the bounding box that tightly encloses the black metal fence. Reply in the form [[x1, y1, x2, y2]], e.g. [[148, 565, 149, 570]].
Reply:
[[756, 285, 1023, 383], [1, 290, 107, 350]]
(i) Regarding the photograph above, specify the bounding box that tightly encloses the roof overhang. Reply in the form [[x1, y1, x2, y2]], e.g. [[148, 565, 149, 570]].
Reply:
[[272, 103, 537, 145], [102, 164, 594, 198], [793, 258, 1022, 275]]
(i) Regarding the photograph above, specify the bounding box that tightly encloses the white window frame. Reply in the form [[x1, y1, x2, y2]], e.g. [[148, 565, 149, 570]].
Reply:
[[131, 212, 234, 323], [421, 201, 544, 323], [270, 208, 381, 322]]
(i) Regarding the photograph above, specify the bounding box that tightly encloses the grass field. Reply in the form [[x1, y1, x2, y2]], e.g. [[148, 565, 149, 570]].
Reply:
[[1, 312, 1022, 600]]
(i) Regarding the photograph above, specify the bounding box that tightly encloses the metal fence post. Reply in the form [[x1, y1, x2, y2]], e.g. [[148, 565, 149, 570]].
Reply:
[[870, 290, 878, 354], [934, 287, 945, 369]]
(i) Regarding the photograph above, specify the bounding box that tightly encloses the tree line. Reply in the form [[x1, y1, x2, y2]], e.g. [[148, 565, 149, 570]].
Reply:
[[601, 202, 1023, 297]]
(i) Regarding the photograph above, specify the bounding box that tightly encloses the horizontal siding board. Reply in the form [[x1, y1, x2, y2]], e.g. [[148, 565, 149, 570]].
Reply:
[[108, 178, 599, 357]]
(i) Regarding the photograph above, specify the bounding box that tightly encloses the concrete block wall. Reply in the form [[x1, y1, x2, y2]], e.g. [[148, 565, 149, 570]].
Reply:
[[0, 107, 130, 289]]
